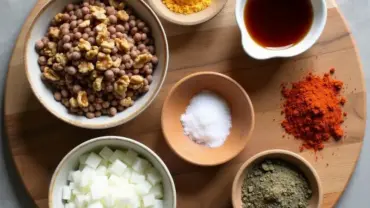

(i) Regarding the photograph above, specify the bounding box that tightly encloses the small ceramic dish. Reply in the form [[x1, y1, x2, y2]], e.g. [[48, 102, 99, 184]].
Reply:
[[161, 72, 255, 166], [147, 0, 228, 25], [49, 136, 176, 208], [232, 149, 323, 208], [235, 0, 327, 59], [25, 0, 169, 129]]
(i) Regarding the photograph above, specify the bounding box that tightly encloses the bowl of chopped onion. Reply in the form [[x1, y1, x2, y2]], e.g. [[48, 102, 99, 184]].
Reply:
[[49, 136, 176, 208]]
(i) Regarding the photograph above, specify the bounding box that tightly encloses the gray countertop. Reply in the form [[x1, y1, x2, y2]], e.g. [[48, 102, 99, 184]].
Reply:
[[0, 0, 369, 207]]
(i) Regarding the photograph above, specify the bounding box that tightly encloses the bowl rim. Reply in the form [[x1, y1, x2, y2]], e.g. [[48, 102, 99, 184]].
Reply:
[[147, 0, 229, 26], [48, 135, 177, 208], [161, 71, 255, 166], [231, 149, 323, 208], [24, 0, 169, 129]]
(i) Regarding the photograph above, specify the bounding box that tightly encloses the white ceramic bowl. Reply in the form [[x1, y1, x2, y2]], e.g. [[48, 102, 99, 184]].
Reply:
[[25, 0, 168, 129], [235, 0, 327, 59], [49, 136, 176, 208]]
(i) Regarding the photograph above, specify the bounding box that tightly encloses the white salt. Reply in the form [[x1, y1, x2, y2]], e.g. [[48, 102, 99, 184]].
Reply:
[[180, 91, 232, 148]]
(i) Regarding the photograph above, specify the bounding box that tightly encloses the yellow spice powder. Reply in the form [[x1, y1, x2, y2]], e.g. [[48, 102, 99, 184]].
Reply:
[[163, 0, 212, 14]]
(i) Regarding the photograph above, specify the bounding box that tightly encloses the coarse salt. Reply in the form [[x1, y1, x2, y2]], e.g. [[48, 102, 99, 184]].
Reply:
[[180, 91, 232, 148]]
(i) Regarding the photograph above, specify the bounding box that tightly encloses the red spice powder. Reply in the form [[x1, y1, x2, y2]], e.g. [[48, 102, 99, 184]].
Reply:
[[281, 71, 346, 151]]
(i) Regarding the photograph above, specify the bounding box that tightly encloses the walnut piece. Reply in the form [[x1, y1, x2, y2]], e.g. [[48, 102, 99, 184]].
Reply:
[[120, 97, 134, 107], [48, 27, 60, 39], [43, 67, 60, 81], [101, 40, 115, 53], [78, 39, 92, 51], [47, 57, 55, 66], [77, 91, 89, 108], [109, 0, 125, 9], [96, 53, 113, 70], [117, 10, 129, 22], [90, 6, 107, 20], [85, 46, 99, 60], [115, 38, 131, 52], [129, 75, 144, 90], [54, 13, 64, 23], [93, 76, 104, 92], [69, 97, 78, 108], [55, 53, 67, 66], [78, 62, 95, 73], [90, 70, 98, 80], [43, 42, 57, 57], [133, 53, 152, 69], [114, 75, 130, 95], [112, 57, 122, 68], [79, 20, 90, 28], [95, 23, 108, 32]]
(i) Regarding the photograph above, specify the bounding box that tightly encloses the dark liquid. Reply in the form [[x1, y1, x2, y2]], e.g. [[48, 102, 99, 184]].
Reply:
[[244, 0, 313, 48]]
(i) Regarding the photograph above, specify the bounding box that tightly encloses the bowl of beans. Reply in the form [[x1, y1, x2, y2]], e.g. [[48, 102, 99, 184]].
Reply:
[[25, 0, 168, 129]]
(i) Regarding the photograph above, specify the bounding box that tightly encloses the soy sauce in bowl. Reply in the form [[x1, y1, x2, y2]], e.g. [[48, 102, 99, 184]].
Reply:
[[244, 0, 314, 49]]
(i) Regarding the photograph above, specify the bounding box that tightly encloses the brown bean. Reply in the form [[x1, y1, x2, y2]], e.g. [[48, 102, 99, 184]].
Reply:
[[96, 98, 104, 104], [83, 2, 90, 7], [66, 3, 74, 11], [71, 15, 77, 21], [118, 70, 126, 77], [141, 33, 147, 41], [106, 85, 113, 92], [38, 56, 47, 65], [124, 22, 130, 31], [88, 31, 95, 37], [76, 9, 83, 19], [42, 37, 50, 44], [73, 84, 82, 93], [86, 112, 95, 119], [129, 15, 136, 21], [111, 34, 117, 39], [122, 54, 131, 63], [74, 32, 82, 40], [104, 70, 115, 81], [82, 33, 89, 40], [130, 50, 138, 59], [111, 67, 120, 74], [147, 45, 155, 54], [82, 7, 90, 15], [88, 37, 95, 45], [130, 27, 138, 35], [35, 40, 45, 50], [117, 105, 125, 112], [133, 33, 141, 42], [54, 92, 62, 101], [142, 27, 150, 33], [71, 51, 81, 60], [82, 107, 89, 113], [95, 111, 102, 117], [84, 14, 92, 20], [152, 55, 158, 64], [119, 64, 126, 71], [63, 13, 71, 22], [137, 21, 145, 29], [116, 24, 125, 33], [61, 89, 69, 97], [65, 66, 77, 75], [63, 35, 71, 42], [88, 94, 95, 102], [102, 101, 110, 109], [106, 6, 116, 15], [84, 27, 92, 33], [133, 69, 139, 74], [70, 20, 77, 29], [108, 15, 117, 24], [109, 107, 117, 116]]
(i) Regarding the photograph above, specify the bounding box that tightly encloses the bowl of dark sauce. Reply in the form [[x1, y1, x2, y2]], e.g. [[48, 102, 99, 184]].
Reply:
[[235, 0, 327, 59]]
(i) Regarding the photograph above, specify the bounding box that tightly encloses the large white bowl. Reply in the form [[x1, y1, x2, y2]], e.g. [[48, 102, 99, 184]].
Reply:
[[235, 0, 327, 59], [49, 136, 176, 208], [25, 0, 168, 129]]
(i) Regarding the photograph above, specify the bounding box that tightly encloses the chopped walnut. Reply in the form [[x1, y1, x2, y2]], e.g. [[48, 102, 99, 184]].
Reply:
[[55, 53, 67, 66], [112, 57, 122, 68], [77, 91, 89, 108], [90, 70, 98, 80], [90, 6, 107, 20], [96, 53, 113, 70], [114, 75, 130, 95], [43, 42, 57, 57], [47, 57, 55, 66], [93, 76, 104, 91], [48, 27, 60, 39], [109, 0, 125, 9], [54, 13, 64, 22], [101, 40, 115, 53], [78, 61, 94, 73], [78, 39, 92, 51], [133, 53, 152, 69], [120, 97, 133, 107], [85, 46, 99, 60], [69, 97, 78, 108], [43, 67, 60, 81], [95, 23, 108, 32], [117, 10, 129, 21], [79, 20, 90, 28], [115, 38, 131, 52], [129, 75, 144, 90]]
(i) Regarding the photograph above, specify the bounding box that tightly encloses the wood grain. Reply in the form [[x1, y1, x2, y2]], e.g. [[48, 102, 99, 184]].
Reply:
[[4, 0, 365, 207]]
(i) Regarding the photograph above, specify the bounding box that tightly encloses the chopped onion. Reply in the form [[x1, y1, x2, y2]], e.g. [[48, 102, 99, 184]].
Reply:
[[63, 147, 165, 208]]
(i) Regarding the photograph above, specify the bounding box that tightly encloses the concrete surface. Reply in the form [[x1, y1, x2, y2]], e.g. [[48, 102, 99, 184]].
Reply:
[[0, 0, 369, 207]]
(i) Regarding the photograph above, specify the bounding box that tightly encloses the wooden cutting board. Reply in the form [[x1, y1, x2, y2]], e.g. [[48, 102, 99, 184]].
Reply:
[[4, 0, 366, 207]]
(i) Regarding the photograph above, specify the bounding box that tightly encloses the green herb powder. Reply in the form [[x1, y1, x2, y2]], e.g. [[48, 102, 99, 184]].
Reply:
[[241, 159, 312, 208]]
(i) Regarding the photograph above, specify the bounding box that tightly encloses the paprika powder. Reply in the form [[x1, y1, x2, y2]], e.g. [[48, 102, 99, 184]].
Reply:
[[281, 71, 346, 151]]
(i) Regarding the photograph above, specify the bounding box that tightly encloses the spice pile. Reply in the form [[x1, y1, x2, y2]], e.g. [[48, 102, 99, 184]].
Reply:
[[35, 0, 158, 118], [281, 70, 346, 151], [163, 0, 211, 14], [180, 91, 232, 148], [242, 160, 312, 208]]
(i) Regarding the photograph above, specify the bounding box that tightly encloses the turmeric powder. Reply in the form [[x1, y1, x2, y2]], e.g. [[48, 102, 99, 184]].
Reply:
[[162, 0, 212, 14]]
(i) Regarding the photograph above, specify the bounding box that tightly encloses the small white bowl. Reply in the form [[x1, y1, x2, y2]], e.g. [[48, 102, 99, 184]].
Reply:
[[25, 0, 169, 129], [49, 136, 176, 208], [235, 0, 327, 59]]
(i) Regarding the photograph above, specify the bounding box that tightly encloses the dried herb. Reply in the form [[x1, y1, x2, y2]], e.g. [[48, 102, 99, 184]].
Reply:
[[242, 160, 312, 208]]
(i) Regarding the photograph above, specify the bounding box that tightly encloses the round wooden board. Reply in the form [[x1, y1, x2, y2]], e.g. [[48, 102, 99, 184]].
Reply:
[[4, 0, 366, 207]]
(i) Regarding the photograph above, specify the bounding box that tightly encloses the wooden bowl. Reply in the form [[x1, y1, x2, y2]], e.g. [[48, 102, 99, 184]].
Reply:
[[147, 0, 228, 25], [232, 149, 323, 208], [161, 72, 255, 166], [24, 0, 168, 129]]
